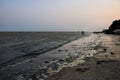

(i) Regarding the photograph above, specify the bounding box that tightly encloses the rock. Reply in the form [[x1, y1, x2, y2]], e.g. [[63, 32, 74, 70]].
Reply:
[[78, 52, 81, 54], [104, 19, 120, 34], [44, 61, 49, 63], [96, 60, 110, 64], [113, 29, 120, 34], [96, 61, 102, 64], [58, 50, 62, 52], [75, 67, 89, 72], [53, 59, 56, 61], [103, 48, 107, 52], [111, 52, 115, 55], [59, 59, 64, 61], [65, 49, 68, 52], [96, 60, 116, 65], [75, 51, 77, 53], [65, 58, 73, 63]]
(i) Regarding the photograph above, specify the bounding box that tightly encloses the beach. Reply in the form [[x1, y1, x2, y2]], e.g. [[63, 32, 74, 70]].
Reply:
[[0, 32, 89, 80], [48, 33, 120, 80], [1, 0, 120, 80], [0, 32, 120, 80]]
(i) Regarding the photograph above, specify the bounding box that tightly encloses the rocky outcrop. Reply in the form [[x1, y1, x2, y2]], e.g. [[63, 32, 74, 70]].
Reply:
[[104, 19, 120, 34]]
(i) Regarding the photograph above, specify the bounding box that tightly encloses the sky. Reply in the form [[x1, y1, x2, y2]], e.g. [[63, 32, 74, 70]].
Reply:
[[0, 0, 120, 31]]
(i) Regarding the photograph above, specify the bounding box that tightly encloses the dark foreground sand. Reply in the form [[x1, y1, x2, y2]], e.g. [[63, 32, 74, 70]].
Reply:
[[48, 34, 120, 80]]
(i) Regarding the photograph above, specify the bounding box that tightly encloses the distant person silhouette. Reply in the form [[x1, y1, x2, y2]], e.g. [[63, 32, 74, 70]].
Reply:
[[81, 31, 85, 35]]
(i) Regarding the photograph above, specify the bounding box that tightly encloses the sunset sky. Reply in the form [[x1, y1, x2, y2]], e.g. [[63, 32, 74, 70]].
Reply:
[[0, 0, 120, 31]]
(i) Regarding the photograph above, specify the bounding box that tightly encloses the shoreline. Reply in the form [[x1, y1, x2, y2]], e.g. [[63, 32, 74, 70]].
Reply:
[[0, 33, 88, 70], [48, 33, 120, 80], [1, 33, 120, 80], [0, 32, 88, 69], [17, 33, 101, 80], [0, 32, 91, 80], [0, 33, 98, 80]]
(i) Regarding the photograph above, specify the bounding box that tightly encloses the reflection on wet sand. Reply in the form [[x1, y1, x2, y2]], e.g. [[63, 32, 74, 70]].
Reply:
[[48, 34, 120, 80]]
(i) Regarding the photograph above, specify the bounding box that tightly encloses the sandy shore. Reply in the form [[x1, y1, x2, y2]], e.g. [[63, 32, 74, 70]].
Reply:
[[0, 33, 98, 80], [0, 33, 120, 80], [48, 34, 120, 80]]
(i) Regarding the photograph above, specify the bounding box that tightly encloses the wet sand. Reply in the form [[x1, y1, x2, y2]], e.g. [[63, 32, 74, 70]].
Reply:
[[0, 33, 120, 80], [0, 33, 98, 80], [48, 34, 120, 80]]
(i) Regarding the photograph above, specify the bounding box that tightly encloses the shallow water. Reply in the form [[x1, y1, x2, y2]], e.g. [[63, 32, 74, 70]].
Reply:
[[0, 32, 86, 64], [0, 32, 90, 80], [0, 33, 103, 80]]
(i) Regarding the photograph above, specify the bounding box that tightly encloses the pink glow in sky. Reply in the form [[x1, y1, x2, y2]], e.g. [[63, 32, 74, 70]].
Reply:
[[0, 0, 120, 31]]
